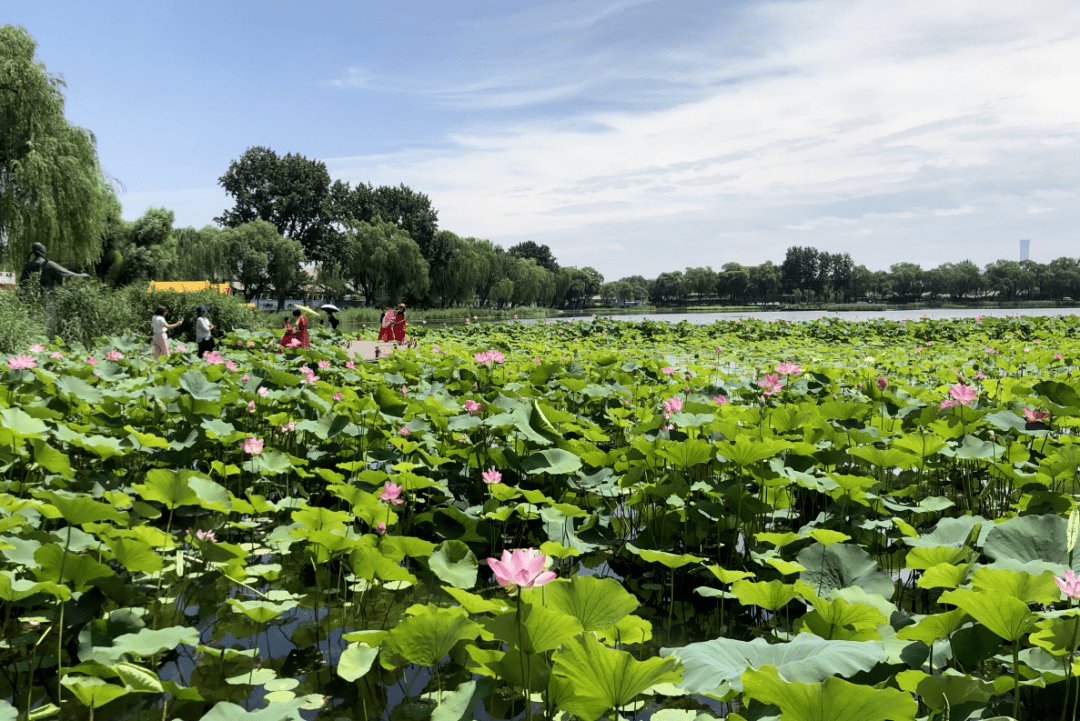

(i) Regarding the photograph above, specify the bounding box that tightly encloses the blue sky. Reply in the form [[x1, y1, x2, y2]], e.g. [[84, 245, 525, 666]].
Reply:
[[12, 0, 1080, 279]]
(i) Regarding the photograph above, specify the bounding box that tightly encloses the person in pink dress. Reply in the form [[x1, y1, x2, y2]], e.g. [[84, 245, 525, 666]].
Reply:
[[293, 309, 310, 349], [377, 307, 395, 342], [280, 316, 297, 348]]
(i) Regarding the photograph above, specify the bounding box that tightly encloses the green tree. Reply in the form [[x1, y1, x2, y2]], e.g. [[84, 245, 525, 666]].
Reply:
[[717, 263, 750, 303], [508, 240, 559, 273], [748, 261, 782, 303], [650, 271, 685, 306], [684, 266, 717, 303], [174, 225, 230, 283], [0, 25, 111, 269], [95, 206, 179, 286], [216, 147, 334, 261], [889, 262, 924, 302], [341, 218, 428, 307], [428, 231, 481, 307], [781, 246, 821, 295], [222, 220, 304, 309]]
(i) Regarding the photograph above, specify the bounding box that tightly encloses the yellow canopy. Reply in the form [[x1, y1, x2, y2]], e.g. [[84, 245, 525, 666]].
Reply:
[[148, 281, 232, 295], [293, 304, 321, 316]]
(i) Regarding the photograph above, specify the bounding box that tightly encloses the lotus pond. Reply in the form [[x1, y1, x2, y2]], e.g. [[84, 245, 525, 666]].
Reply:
[[4, 315, 1080, 721]]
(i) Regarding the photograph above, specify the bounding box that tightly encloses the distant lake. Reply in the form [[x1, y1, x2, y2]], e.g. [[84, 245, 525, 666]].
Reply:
[[537, 307, 1080, 324]]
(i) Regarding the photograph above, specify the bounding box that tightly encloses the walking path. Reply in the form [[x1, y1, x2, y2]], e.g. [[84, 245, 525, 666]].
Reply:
[[342, 340, 409, 361]]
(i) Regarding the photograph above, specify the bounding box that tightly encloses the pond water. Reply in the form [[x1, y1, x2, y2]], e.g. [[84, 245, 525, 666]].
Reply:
[[549, 307, 1080, 324]]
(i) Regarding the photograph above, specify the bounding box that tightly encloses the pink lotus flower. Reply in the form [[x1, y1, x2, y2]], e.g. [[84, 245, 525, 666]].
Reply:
[[194, 529, 217, 543], [225, 360, 239, 372], [482, 468, 502, 485], [757, 374, 784, 396], [401, 386, 408, 396], [713, 395, 727, 405], [287, 338, 302, 348], [247, 400, 256, 413], [237, 340, 244, 346], [513, 314, 518, 319], [1056, 570, 1080, 599], [242, 437, 264, 455], [775, 363, 802, 377], [534, 357, 541, 365], [948, 384, 978, 406], [333, 392, 342, 401], [345, 361, 356, 370], [318, 360, 330, 369], [876, 377, 888, 391], [474, 349, 506, 365], [247, 340, 256, 347], [487, 548, 556, 594], [300, 369, 319, 385], [1024, 408, 1051, 423], [280, 421, 296, 432], [258, 386, 269, 396], [50, 351, 63, 359], [87, 355, 97, 365], [464, 400, 482, 415], [941, 399, 959, 408], [204, 351, 224, 366], [376, 522, 387, 535], [986, 347, 999, 354], [1055, 353, 1064, 360], [178, 345, 188, 352], [380, 481, 404, 505], [399, 427, 410, 437], [661, 367, 675, 376], [7, 355, 37, 370], [662, 397, 683, 418], [29, 344, 44, 352]]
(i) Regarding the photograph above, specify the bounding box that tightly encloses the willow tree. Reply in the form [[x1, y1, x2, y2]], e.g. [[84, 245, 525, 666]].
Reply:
[[0, 25, 110, 269]]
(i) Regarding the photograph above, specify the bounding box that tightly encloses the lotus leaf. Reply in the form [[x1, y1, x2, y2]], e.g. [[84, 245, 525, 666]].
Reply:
[[551, 632, 682, 721], [741, 665, 916, 721], [662, 634, 887, 693], [428, 540, 478, 589], [381, 606, 482, 667]]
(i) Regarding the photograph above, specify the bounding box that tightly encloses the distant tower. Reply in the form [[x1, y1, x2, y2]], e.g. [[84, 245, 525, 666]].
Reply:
[[1020, 239, 1030, 261]]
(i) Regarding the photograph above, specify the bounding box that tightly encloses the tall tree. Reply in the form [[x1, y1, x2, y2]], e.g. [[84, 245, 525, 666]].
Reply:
[[0, 25, 111, 269], [507, 240, 559, 274], [221, 220, 304, 309], [96, 206, 179, 286], [216, 147, 333, 261], [341, 218, 429, 307]]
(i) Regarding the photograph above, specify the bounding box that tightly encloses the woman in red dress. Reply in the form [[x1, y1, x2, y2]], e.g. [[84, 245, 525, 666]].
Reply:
[[377, 307, 395, 342], [393, 304, 407, 344], [280, 316, 298, 348], [293, 309, 311, 349]]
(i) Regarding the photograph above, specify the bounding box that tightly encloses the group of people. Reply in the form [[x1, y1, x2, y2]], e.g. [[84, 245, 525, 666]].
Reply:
[[378, 304, 408, 344], [150, 304, 218, 359]]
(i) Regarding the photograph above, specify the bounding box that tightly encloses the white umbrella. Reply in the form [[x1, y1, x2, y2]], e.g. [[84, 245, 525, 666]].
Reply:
[[320, 304, 340, 312]]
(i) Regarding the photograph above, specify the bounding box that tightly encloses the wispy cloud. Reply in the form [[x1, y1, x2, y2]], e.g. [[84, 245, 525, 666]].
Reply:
[[319, 1, 1080, 277]]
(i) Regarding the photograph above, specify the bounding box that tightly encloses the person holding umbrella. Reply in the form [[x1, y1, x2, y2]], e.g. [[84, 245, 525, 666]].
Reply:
[[195, 305, 215, 357], [393, 303, 408, 345], [320, 304, 341, 331], [292, 308, 311, 349]]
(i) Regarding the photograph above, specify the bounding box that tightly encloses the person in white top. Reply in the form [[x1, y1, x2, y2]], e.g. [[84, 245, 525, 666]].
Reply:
[[195, 305, 215, 357], [151, 305, 183, 359]]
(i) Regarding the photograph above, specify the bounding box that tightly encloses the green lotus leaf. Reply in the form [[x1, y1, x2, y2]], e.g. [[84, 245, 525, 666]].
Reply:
[[730, 580, 799, 611], [428, 540, 478, 589], [60, 676, 130, 708], [427, 679, 490, 721], [806, 529, 851, 547], [741, 664, 916, 721], [917, 563, 970, 590], [797, 596, 887, 641], [983, 513, 1077, 572], [895, 669, 993, 711], [226, 597, 297, 623], [657, 438, 715, 469], [178, 369, 221, 400], [715, 438, 778, 466], [0, 407, 48, 440], [112, 662, 163, 693], [33, 543, 112, 590], [381, 605, 482, 667], [525, 575, 639, 633], [521, 448, 582, 475], [199, 697, 309, 721], [970, 567, 1061, 604], [551, 632, 682, 721], [938, 588, 1033, 642], [1033, 380, 1080, 407], [630, 545, 704, 569], [662, 634, 887, 693], [848, 446, 916, 469], [30, 440, 74, 478], [0, 570, 71, 602], [132, 469, 199, 509], [33, 490, 126, 525], [485, 600, 584, 654], [381, 535, 438, 561], [902, 515, 987, 548], [102, 536, 162, 574], [905, 546, 968, 570], [108, 625, 200, 657], [374, 385, 407, 417], [1029, 615, 1080, 656], [796, 543, 894, 599], [337, 642, 379, 682]]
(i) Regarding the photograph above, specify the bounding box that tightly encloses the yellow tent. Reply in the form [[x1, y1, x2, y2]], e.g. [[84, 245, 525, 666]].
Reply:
[[148, 281, 232, 295]]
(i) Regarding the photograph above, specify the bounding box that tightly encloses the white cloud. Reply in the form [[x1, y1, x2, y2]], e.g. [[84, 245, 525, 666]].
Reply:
[[325, 0, 1080, 277]]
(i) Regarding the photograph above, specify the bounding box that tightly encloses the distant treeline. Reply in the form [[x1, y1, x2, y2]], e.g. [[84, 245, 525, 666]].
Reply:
[[74, 146, 1077, 311]]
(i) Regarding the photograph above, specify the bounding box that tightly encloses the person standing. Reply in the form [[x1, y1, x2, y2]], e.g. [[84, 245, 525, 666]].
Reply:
[[294, 309, 311, 349], [377, 307, 395, 342], [195, 306, 215, 357], [151, 306, 183, 359], [393, 304, 407, 344], [325, 309, 340, 331]]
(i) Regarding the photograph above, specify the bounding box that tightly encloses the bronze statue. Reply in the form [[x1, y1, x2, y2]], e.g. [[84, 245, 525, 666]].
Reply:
[[19, 243, 89, 290]]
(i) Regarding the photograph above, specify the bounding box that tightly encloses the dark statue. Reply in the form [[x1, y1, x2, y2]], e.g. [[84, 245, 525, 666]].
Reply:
[[19, 243, 89, 290]]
